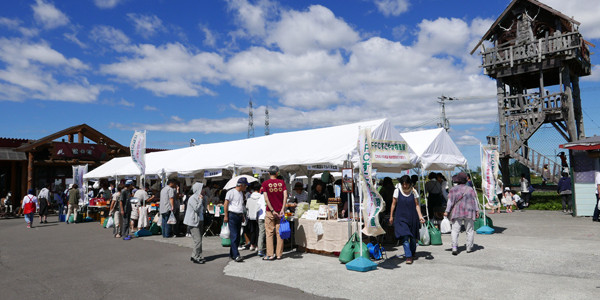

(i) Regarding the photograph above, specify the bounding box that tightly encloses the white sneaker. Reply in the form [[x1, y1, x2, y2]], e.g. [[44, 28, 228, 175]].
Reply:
[[238, 246, 245, 250], [249, 246, 256, 251], [186, 233, 191, 237]]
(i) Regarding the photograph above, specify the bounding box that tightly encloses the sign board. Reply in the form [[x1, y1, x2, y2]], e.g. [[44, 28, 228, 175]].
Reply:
[[370, 140, 409, 165], [204, 169, 223, 178], [52, 142, 108, 161], [307, 165, 339, 171]]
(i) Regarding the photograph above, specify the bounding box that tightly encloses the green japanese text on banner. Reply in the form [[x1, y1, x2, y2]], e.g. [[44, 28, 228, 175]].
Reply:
[[358, 128, 386, 237], [370, 140, 409, 165]]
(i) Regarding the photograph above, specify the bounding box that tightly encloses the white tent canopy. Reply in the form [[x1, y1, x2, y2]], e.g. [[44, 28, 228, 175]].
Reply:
[[400, 128, 467, 170], [84, 119, 418, 180]]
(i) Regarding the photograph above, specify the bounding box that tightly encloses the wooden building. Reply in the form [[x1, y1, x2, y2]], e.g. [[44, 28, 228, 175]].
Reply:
[[472, 0, 592, 187], [1, 124, 129, 208]]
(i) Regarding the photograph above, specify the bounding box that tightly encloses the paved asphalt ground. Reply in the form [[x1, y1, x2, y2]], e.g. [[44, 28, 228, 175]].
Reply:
[[0, 216, 329, 300], [1, 210, 599, 299]]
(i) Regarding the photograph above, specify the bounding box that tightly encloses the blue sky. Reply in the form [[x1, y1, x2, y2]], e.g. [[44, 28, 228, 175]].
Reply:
[[1, 0, 599, 170]]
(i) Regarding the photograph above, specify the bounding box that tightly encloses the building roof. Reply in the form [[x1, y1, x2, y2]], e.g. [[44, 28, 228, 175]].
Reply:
[[470, 0, 580, 55], [0, 137, 32, 148], [560, 136, 600, 151], [0, 148, 26, 161], [15, 124, 128, 154]]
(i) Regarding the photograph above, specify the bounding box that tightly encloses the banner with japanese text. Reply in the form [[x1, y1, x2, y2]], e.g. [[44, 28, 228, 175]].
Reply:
[[370, 140, 410, 165], [481, 145, 499, 205], [130, 130, 146, 176], [358, 128, 386, 236]]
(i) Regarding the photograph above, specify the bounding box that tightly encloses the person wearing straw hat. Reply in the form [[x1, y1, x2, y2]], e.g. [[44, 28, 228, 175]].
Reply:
[[444, 172, 479, 256]]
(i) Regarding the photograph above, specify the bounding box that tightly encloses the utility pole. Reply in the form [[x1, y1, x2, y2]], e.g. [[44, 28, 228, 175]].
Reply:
[[248, 99, 254, 138], [437, 95, 457, 132], [265, 104, 270, 135]]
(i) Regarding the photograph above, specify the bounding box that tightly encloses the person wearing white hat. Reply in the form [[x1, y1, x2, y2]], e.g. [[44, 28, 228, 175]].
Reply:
[[65, 184, 80, 224]]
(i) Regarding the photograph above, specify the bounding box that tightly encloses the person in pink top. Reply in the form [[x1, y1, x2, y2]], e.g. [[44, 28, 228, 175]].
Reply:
[[261, 166, 287, 260]]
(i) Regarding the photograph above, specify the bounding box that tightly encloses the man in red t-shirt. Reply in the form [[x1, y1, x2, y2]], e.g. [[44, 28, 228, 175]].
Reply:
[[261, 165, 287, 260]]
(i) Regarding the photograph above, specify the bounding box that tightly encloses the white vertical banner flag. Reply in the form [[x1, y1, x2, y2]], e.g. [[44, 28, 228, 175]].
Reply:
[[358, 127, 386, 237], [480, 145, 499, 205], [130, 130, 146, 176], [72, 164, 88, 202]]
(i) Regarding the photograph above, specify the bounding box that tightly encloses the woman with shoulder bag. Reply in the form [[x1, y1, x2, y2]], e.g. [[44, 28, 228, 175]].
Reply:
[[444, 172, 479, 256]]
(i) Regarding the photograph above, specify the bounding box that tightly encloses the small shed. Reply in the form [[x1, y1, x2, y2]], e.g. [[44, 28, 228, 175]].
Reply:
[[560, 136, 600, 216]]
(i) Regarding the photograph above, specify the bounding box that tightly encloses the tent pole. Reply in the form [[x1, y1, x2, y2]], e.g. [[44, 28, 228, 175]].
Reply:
[[478, 144, 487, 226], [420, 167, 429, 221]]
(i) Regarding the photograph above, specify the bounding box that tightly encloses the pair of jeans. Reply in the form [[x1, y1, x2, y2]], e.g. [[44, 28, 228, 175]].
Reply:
[[24, 212, 34, 225], [57, 204, 65, 217], [227, 212, 243, 259], [400, 235, 417, 258], [161, 212, 172, 237], [189, 222, 204, 260], [121, 213, 131, 237]]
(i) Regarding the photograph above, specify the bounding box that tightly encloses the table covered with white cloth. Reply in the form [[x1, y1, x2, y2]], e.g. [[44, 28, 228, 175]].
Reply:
[[294, 219, 356, 252]]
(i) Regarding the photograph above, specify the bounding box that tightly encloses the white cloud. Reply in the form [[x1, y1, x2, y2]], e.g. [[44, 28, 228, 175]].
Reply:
[[455, 135, 481, 146], [543, 0, 600, 40], [200, 26, 216, 47], [100, 43, 225, 97], [64, 31, 87, 48], [94, 0, 124, 9], [373, 0, 410, 17], [31, 0, 69, 29], [115, 117, 249, 134], [226, 0, 277, 38], [144, 105, 158, 111], [0, 17, 39, 37], [90, 25, 131, 52], [127, 13, 165, 38], [266, 5, 360, 55], [0, 38, 99, 102], [119, 98, 134, 107]]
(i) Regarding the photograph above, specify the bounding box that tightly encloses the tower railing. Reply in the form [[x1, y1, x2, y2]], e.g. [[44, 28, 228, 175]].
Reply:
[[482, 31, 586, 69]]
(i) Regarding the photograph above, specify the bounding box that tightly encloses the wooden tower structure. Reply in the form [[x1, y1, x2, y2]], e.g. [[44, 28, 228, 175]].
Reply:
[[471, 0, 592, 184]]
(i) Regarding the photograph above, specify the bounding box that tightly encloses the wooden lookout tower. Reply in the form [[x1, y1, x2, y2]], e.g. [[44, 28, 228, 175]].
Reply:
[[471, 0, 592, 184]]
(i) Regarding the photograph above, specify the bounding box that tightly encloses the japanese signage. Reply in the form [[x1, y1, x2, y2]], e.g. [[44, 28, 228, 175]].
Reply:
[[204, 169, 223, 178], [358, 128, 385, 237], [481, 145, 499, 205], [370, 140, 409, 165], [307, 165, 339, 171], [52, 142, 108, 161], [130, 130, 146, 175]]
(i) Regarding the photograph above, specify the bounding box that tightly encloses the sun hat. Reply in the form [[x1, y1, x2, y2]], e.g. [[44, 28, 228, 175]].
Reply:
[[237, 177, 249, 186]]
